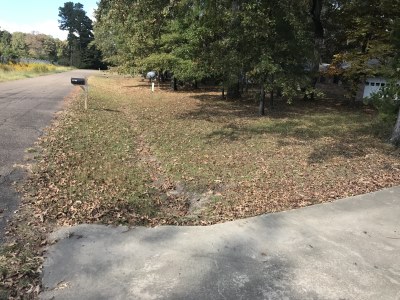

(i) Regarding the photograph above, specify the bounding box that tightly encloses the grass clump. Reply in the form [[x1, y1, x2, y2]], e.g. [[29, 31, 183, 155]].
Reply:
[[31, 64, 50, 73]]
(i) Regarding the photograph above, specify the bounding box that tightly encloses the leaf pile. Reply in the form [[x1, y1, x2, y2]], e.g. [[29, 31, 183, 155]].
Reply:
[[1, 196, 45, 299]]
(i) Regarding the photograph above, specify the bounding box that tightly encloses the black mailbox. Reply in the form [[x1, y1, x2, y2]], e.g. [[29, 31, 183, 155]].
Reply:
[[71, 77, 86, 85]]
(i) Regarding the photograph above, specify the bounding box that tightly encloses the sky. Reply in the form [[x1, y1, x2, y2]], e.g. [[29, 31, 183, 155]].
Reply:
[[0, 0, 98, 40]]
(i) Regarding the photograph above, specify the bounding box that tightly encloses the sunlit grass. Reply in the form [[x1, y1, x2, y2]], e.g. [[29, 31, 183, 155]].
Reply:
[[0, 63, 72, 82]]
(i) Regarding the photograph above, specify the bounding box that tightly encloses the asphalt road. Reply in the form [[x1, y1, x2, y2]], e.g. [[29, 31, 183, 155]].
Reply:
[[0, 70, 96, 241]]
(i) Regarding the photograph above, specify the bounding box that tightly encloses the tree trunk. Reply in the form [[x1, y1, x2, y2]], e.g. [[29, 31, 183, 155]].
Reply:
[[361, 33, 372, 54], [390, 109, 400, 146], [310, 0, 324, 40], [222, 86, 225, 99], [157, 71, 162, 86], [269, 75, 275, 108], [259, 83, 265, 116], [171, 76, 177, 91], [309, 0, 324, 100], [269, 90, 274, 109], [227, 81, 241, 99], [240, 72, 245, 94]]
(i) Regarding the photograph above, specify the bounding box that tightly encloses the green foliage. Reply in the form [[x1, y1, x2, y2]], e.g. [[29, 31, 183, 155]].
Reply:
[[138, 53, 177, 74], [0, 28, 12, 57], [11, 32, 28, 58], [94, 0, 172, 73], [0, 27, 69, 64], [93, 0, 399, 138], [328, 0, 400, 100], [94, 0, 313, 98], [391, 19, 400, 72], [174, 59, 208, 83]]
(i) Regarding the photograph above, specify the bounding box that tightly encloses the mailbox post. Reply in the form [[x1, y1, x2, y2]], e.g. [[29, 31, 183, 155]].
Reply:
[[146, 71, 156, 92], [71, 77, 88, 110]]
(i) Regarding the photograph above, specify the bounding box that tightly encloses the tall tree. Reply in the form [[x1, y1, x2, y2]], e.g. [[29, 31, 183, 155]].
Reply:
[[387, 19, 400, 146], [0, 28, 12, 59], [95, 0, 173, 73], [59, 2, 102, 68], [306, 0, 324, 100]]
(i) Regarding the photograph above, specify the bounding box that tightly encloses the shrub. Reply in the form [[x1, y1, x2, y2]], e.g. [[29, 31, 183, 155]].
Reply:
[[364, 80, 400, 123], [0, 64, 13, 72], [32, 64, 50, 73]]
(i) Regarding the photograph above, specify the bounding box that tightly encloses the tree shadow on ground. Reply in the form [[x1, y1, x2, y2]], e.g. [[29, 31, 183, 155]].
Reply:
[[91, 108, 122, 113], [42, 215, 325, 300], [122, 84, 153, 89], [307, 141, 368, 164], [42, 197, 394, 300], [206, 117, 393, 163], [176, 92, 394, 164], [178, 93, 262, 121], [181, 90, 377, 121]]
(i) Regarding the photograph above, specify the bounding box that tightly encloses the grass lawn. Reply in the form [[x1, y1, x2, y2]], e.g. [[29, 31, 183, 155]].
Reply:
[[0, 63, 72, 82], [2, 74, 400, 296], [22, 75, 400, 225]]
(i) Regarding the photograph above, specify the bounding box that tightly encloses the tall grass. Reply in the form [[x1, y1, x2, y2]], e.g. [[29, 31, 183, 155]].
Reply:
[[0, 63, 72, 82]]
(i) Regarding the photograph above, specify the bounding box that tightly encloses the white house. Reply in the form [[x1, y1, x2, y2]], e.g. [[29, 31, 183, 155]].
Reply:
[[363, 77, 400, 99]]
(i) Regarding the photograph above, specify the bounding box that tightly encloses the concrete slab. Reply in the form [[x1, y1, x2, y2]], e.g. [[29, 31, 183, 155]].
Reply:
[[41, 187, 400, 300]]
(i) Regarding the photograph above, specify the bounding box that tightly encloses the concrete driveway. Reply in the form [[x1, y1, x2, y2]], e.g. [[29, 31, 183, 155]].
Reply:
[[0, 70, 96, 240], [41, 186, 400, 300]]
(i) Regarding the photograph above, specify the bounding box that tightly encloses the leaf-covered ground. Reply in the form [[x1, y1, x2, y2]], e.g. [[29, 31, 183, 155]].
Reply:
[[23, 75, 400, 226], [2, 75, 400, 297]]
